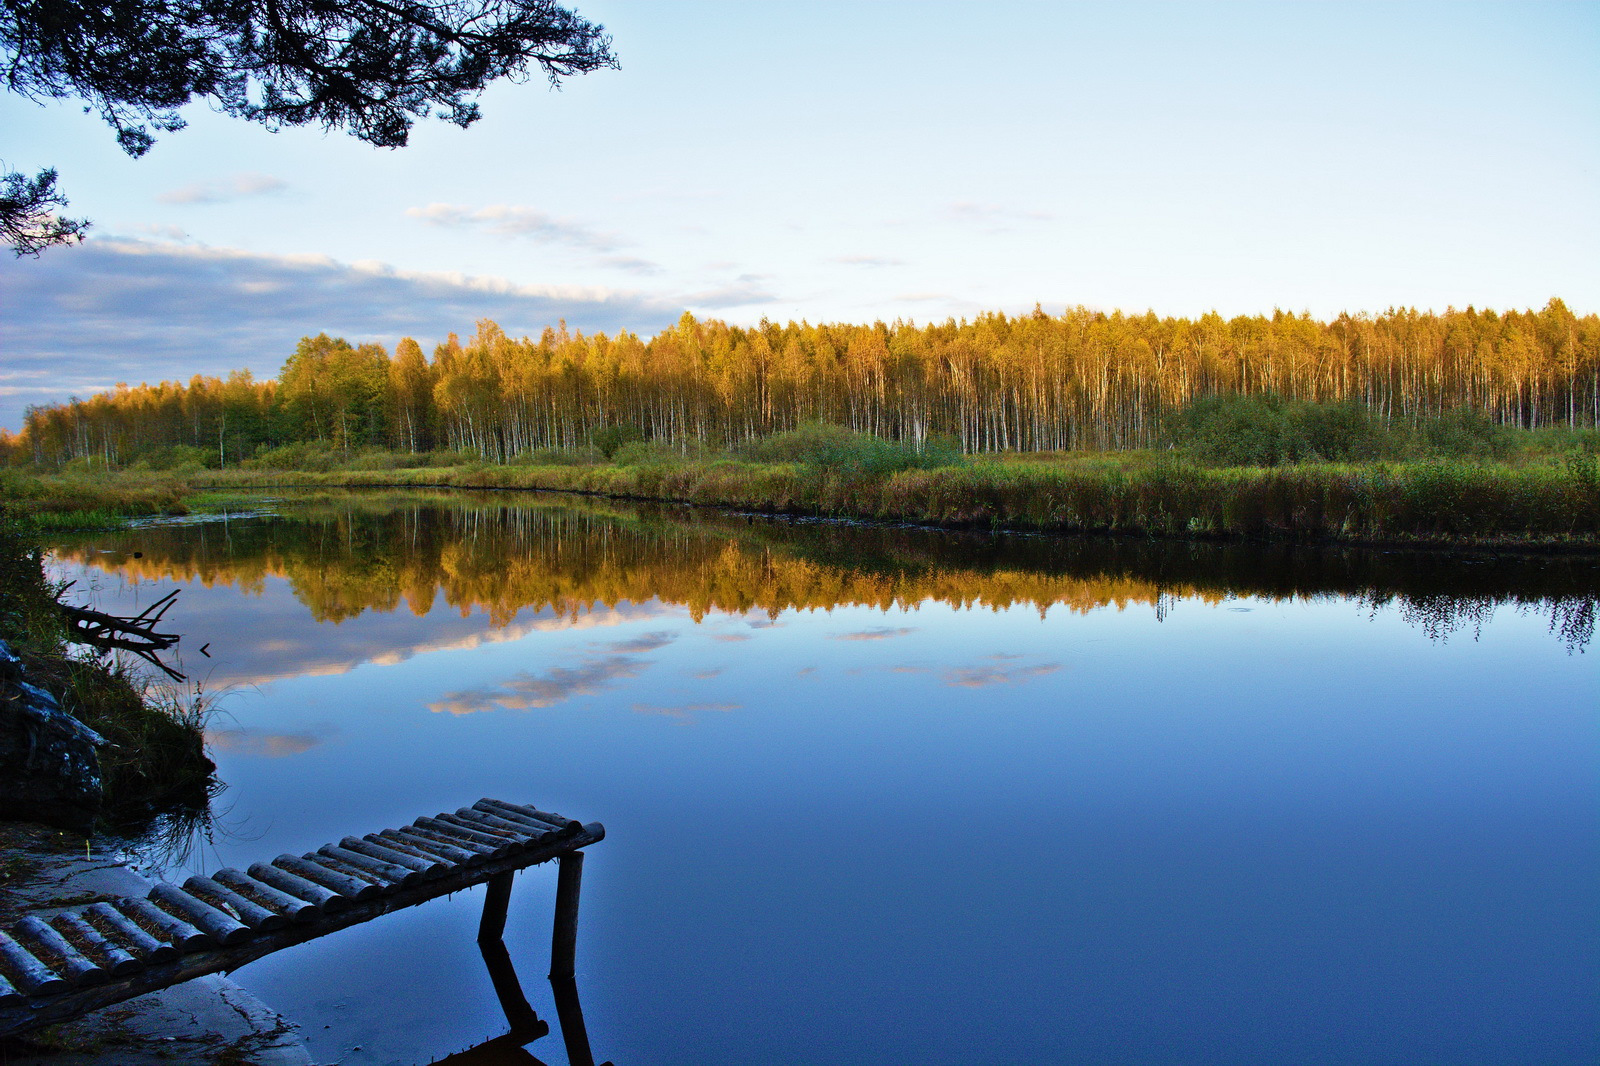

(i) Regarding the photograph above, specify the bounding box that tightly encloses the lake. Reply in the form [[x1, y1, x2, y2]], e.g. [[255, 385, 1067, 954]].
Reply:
[[47, 490, 1599, 1065]]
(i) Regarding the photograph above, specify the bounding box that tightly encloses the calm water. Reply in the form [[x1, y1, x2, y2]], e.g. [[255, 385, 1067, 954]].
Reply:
[[48, 492, 1599, 1066]]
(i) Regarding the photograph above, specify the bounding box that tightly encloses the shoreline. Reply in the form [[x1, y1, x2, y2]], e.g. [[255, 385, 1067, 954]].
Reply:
[[10, 458, 1600, 553]]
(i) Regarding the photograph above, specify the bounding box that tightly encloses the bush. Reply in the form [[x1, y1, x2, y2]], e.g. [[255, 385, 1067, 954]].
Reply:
[[1417, 408, 1509, 459], [243, 441, 343, 471], [613, 439, 714, 466], [591, 424, 644, 460], [1168, 394, 1383, 465], [126, 444, 219, 471], [508, 445, 602, 466], [737, 422, 965, 475]]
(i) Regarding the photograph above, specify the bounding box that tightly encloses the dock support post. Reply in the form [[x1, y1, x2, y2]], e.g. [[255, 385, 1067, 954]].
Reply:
[[478, 870, 514, 944], [549, 850, 584, 979]]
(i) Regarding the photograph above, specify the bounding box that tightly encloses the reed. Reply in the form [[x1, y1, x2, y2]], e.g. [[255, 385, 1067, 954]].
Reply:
[[4, 440, 1596, 548]]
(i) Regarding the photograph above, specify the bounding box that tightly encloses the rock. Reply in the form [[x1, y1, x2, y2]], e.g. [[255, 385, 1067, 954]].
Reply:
[[0, 639, 105, 829]]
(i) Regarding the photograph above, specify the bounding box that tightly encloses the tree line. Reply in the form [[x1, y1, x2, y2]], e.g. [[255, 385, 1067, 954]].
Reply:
[[8, 299, 1597, 467]]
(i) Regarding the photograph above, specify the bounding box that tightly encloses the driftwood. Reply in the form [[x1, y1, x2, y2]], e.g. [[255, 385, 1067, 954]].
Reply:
[[56, 585, 185, 681]]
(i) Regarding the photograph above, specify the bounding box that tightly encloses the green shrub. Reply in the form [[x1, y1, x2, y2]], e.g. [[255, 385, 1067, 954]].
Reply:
[[737, 422, 964, 475], [591, 424, 644, 460], [1168, 394, 1386, 465], [126, 444, 219, 471], [244, 441, 342, 471], [1417, 408, 1509, 459]]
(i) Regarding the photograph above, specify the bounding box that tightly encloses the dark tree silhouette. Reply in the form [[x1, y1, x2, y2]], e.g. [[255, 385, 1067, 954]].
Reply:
[[1, 0, 617, 254], [0, 165, 87, 255]]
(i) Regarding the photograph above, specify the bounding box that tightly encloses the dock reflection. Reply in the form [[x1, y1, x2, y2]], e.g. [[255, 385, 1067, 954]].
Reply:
[[430, 937, 609, 1066]]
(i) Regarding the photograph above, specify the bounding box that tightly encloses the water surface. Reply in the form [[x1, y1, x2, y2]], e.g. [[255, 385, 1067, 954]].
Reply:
[[49, 491, 1599, 1065]]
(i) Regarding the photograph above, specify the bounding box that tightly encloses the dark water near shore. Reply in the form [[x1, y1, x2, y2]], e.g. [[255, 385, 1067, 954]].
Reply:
[[48, 491, 1599, 1065]]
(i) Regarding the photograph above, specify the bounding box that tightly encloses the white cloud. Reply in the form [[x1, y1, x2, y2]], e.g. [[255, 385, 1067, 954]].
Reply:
[[948, 201, 1054, 223], [833, 254, 906, 268], [159, 172, 288, 205], [406, 202, 624, 251]]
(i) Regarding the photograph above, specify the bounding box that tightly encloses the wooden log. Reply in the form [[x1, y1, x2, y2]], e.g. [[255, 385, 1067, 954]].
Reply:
[[184, 876, 288, 931], [11, 917, 106, 986], [0, 931, 67, 995], [477, 799, 573, 832], [396, 825, 495, 861], [416, 816, 514, 855], [445, 808, 522, 837], [0, 971, 21, 1008], [300, 851, 387, 887], [549, 851, 584, 981], [364, 831, 457, 867], [493, 799, 582, 833], [459, 806, 558, 840], [382, 819, 476, 864], [82, 903, 179, 962], [49, 912, 142, 977], [434, 812, 526, 852], [342, 836, 447, 878], [270, 855, 379, 901], [212, 870, 319, 924], [477, 870, 515, 943], [317, 845, 420, 887], [246, 863, 351, 912], [112, 898, 211, 952], [149, 884, 252, 947]]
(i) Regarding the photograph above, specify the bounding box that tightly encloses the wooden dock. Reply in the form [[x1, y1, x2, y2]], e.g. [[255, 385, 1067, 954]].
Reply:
[[0, 798, 603, 1039]]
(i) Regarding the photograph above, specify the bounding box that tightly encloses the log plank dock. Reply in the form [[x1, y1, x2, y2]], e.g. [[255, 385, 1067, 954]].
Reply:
[[0, 798, 604, 1039]]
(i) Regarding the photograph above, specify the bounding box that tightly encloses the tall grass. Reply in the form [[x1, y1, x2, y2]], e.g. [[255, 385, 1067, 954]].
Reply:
[[4, 423, 1596, 548]]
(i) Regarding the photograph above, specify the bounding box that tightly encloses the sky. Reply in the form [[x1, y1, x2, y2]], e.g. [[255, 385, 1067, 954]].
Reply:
[[1, 0, 1597, 431]]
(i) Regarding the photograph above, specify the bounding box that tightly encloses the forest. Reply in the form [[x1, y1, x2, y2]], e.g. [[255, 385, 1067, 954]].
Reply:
[[6, 299, 1597, 469]]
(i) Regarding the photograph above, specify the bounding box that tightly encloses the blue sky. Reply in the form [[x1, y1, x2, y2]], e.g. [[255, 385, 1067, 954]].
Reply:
[[2, 1, 1597, 430]]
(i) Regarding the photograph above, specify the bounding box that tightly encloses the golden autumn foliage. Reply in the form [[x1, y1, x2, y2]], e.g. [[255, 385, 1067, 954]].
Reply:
[[10, 300, 1597, 468]]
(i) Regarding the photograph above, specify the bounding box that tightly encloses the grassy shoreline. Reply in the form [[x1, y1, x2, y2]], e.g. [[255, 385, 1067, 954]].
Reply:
[[6, 452, 1597, 550]]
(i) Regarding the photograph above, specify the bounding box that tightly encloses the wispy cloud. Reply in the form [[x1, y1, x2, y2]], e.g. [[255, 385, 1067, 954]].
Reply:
[[948, 201, 1053, 223], [406, 202, 623, 251], [159, 172, 287, 205], [832, 254, 905, 268], [599, 255, 665, 275], [681, 282, 779, 309], [429, 654, 651, 715], [632, 701, 740, 724], [206, 727, 330, 757], [831, 626, 918, 642], [941, 662, 1061, 688], [600, 631, 677, 654]]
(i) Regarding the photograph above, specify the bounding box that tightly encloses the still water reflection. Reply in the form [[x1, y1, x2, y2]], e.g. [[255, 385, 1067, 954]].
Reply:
[[49, 491, 1599, 1065]]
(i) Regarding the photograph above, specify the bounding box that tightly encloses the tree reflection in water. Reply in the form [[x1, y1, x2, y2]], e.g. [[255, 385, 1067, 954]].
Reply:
[[55, 489, 1598, 651]]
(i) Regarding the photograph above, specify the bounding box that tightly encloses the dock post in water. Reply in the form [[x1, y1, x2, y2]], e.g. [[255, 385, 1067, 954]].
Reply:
[[549, 851, 585, 980], [478, 870, 515, 944]]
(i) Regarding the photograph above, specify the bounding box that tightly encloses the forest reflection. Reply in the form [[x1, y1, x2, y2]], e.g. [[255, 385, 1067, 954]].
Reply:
[[54, 490, 1597, 651]]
